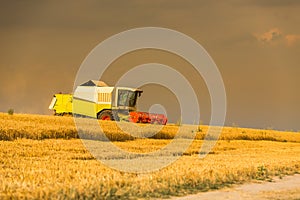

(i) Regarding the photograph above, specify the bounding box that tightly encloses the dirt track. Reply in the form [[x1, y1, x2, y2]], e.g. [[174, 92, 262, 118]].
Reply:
[[173, 174, 300, 200]]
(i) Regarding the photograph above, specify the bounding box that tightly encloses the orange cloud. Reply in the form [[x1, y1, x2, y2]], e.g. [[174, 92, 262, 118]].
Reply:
[[285, 34, 300, 46], [255, 28, 282, 44]]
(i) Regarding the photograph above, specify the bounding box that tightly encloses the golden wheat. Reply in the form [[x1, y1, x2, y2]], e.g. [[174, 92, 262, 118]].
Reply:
[[0, 139, 299, 199], [1, 113, 300, 199], [1, 113, 300, 142]]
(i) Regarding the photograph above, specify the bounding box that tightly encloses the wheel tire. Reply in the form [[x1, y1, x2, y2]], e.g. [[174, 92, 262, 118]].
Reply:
[[98, 110, 114, 121]]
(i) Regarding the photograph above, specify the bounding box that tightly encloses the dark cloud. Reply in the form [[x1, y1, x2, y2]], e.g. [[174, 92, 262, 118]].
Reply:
[[0, 1, 299, 130], [241, 0, 300, 7]]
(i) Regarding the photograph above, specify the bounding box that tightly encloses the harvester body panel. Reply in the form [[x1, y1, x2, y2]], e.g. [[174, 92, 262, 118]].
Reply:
[[50, 94, 73, 115], [73, 85, 114, 118]]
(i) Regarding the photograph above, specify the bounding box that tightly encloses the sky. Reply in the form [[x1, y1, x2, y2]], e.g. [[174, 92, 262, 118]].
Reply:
[[0, 0, 299, 131]]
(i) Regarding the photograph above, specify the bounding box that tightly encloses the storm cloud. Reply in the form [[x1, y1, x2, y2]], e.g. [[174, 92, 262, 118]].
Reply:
[[0, 1, 299, 130]]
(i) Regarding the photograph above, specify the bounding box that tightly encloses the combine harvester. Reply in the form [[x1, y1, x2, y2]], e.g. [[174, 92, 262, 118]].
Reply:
[[48, 80, 167, 125]]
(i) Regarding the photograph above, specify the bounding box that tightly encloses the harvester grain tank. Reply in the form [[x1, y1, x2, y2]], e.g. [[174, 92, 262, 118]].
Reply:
[[49, 80, 167, 125]]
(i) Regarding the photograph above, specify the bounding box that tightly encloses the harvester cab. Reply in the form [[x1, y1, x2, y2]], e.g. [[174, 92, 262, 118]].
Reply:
[[112, 87, 142, 111], [110, 87, 143, 121]]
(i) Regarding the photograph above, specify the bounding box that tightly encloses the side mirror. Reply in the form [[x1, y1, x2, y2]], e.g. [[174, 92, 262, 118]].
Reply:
[[138, 91, 143, 97]]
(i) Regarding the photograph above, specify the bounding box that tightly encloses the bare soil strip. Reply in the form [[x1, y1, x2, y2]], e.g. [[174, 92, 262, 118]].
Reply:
[[173, 174, 300, 200]]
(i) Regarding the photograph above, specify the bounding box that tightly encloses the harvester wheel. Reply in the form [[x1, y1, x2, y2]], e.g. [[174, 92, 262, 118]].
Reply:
[[98, 110, 114, 121]]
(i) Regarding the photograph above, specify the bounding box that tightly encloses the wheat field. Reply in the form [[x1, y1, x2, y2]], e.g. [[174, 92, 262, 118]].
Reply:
[[0, 113, 300, 199], [1, 113, 299, 142]]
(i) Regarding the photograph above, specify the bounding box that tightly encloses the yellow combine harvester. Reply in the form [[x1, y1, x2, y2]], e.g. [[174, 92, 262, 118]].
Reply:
[[49, 80, 167, 124]]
